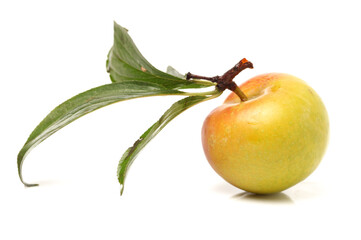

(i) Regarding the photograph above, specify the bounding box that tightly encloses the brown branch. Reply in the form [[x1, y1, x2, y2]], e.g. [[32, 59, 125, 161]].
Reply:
[[186, 58, 253, 101]]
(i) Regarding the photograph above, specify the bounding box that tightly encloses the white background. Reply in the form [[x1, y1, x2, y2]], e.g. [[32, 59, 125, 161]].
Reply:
[[1, 0, 360, 239]]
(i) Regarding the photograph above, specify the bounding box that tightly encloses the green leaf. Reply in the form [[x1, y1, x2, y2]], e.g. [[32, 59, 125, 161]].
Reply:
[[17, 81, 196, 187], [117, 89, 221, 195], [18, 21, 221, 189], [166, 66, 186, 79], [106, 22, 215, 89]]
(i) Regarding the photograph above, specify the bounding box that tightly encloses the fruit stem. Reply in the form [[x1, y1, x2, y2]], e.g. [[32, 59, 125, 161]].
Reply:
[[233, 85, 248, 102], [186, 58, 253, 102]]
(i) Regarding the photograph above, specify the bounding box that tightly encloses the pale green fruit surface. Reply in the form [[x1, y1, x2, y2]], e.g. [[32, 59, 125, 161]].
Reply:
[[202, 73, 329, 194]]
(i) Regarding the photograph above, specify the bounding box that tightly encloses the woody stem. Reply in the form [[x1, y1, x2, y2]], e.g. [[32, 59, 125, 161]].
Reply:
[[186, 58, 253, 102]]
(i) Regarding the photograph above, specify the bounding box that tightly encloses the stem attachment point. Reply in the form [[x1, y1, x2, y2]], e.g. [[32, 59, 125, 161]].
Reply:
[[186, 58, 253, 102]]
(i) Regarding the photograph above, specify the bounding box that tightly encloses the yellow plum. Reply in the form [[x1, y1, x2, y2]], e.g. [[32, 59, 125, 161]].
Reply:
[[202, 73, 329, 194]]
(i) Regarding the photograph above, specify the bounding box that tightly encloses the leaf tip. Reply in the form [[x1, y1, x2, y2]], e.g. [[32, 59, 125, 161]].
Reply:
[[24, 183, 39, 188], [120, 183, 125, 196], [19, 173, 39, 187], [18, 152, 39, 188], [113, 21, 128, 32]]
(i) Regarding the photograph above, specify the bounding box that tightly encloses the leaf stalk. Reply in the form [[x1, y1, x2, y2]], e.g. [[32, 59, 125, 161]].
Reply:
[[186, 58, 253, 102]]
